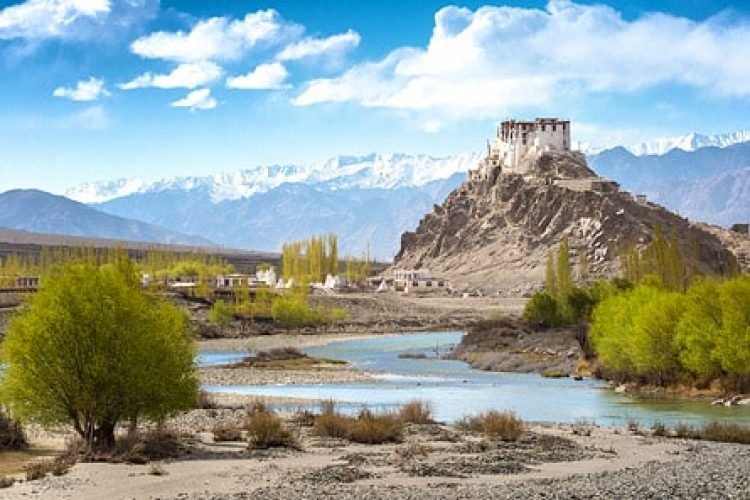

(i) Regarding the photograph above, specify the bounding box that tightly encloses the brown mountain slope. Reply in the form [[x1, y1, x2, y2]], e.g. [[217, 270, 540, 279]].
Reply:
[[394, 151, 738, 295]]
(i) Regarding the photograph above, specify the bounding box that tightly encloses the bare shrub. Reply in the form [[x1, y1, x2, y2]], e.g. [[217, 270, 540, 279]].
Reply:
[[0, 409, 27, 450], [571, 420, 594, 437], [292, 408, 317, 427], [694, 421, 750, 444], [245, 412, 297, 449], [24, 457, 71, 481], [212, 421, 243, 442], [348, 409, 404, 444], [458, 410, 525, 441], [651, 421, 668, 437], [395, 441, 432, 460], [197, 391, 218, 409], [0, 476, 15, 488], [147, 462, 168, 476], [313, 412, 353, 439], [399, 400, 434, 425], [627, 419, 640, 432]]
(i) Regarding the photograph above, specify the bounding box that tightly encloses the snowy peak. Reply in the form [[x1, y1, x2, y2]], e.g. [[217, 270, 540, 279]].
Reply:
[[626, 130, 750, 156], [65, 152, 483, 204]]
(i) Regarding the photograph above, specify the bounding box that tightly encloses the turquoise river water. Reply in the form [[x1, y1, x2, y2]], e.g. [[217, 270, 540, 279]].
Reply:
[[199, 331, 750, 426]]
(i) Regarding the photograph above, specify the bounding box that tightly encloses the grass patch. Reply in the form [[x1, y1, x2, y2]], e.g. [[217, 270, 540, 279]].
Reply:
[[398, 400, 434, 424]]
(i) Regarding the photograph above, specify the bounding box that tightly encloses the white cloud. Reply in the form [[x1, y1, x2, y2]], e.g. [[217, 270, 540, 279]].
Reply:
[[170, 88, 217, 111], [119, 61, 223, 90], [53, 76, 110, 101], [276, 29, 360, 62], [130, 10, 302, 63], [294, 1, 750, 118], [226, 62, 289, 90], [0, 0, 157, 42]]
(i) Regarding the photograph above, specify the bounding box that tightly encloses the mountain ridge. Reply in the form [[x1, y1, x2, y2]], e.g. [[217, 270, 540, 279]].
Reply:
[[0, 189, 212, 246]]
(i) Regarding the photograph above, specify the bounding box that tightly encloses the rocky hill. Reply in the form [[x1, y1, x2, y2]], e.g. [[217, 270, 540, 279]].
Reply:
[[394, 151, 739, 295]]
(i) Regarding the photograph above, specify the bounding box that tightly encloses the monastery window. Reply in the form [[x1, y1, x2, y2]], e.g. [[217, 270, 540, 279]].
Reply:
[[541, 124, 545, 131], [552, 125, 557, 132], [412, 281, 418, 287]]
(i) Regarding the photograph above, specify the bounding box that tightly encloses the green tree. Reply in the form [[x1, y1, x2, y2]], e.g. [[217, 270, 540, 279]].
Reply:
[[0, 260, 197, 451], [556, 235, 572, 298], [674, 279, 723, 378], [544, 251, 557, 297], [208, 300, 234, 334], [272, 294, 310, 330]]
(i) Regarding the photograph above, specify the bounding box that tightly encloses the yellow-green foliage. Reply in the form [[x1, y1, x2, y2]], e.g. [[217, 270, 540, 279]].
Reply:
[[281, 233, 341, 283], [0, 258, 198, 450], [590, 276, 750, 388]]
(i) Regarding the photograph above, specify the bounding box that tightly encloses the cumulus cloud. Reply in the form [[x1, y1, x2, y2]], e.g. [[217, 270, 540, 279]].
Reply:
[[130, 10, 301, 63], [276, 29, 360, 62], [294, 1, 750, 118], [226, 62, 289, 90], [119, 61, 223, 90], [53, 76, 110, 101], [0, 0, 157, 42], [170, 88, 217, 111]]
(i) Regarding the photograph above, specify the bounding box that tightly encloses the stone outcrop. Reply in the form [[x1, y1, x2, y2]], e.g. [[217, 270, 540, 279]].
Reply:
[[394, 151, 739, 295]]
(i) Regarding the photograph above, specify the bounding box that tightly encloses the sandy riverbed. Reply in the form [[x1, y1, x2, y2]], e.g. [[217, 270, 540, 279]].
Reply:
[[2, 417, 748, 499]]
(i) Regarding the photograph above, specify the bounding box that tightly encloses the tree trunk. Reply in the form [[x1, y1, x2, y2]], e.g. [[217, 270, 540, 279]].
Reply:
[[94, 421, 117, 451]]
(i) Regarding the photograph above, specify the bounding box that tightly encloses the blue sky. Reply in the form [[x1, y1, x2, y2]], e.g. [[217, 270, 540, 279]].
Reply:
[[1, 0, 750, 193]]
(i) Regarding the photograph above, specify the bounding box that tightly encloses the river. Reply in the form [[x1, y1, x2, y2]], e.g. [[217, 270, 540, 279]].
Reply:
[[200, 331, 750, 426]]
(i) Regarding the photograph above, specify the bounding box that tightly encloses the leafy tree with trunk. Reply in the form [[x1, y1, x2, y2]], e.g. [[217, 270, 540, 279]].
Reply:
[[209, 299, 234, 334], [0, 258, 197, 451]]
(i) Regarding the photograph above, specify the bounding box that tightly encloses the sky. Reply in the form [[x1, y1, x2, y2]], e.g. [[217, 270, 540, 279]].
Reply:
[[2, 0, 750, 193]]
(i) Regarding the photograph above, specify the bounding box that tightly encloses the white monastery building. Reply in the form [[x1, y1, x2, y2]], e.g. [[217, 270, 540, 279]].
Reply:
[[472, 117, 572, 179]]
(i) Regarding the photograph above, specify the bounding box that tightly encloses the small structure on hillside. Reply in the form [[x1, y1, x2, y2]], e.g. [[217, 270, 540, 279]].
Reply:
[[385, 268, 450, 294], [730, 223, 749, 235]]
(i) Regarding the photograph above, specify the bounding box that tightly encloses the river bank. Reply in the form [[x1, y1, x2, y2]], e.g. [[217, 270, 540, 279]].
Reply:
[[2, 415, 748, 499]]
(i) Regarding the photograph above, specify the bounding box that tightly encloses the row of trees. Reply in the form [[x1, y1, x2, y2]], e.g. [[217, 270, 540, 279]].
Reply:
[[281, 233, 372, 285], [590, 276, 750, 390], [0, 245, 236, 284]]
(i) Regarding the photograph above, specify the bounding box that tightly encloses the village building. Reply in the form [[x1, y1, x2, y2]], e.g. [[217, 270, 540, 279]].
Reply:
[[730, 223, 749, 235], [389, 268, 449, 294]]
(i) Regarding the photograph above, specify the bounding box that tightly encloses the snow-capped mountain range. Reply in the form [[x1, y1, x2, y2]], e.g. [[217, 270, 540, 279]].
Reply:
[[66, 153, 483, 204], [625, 130, 750, 156], [65, 131, 750, 205]]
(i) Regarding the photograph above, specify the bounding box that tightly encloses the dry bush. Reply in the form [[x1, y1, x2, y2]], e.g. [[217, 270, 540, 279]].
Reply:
[[627, 419, 640, 433], [24, 456, 72, 481], [571, 420, 594, 437], [347, 410, 404, 444], [651, 421, 668, 437], [458, 411, 525, 441], [247, 400, 271, 416], [395, 441, 432, 460], [212, 421, 243, 442], [0, 476, 15, 488], [674, 422, 695, 439], [399, 400, 434, 425], [292, 408, 317, 427], [245, 411, 297, 449], [196, 391, 218, 409], [313, 412, 353, 439], [147, 462, 168, 476], [692, 422, 750, 444], [0, 409, 28, 450]]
